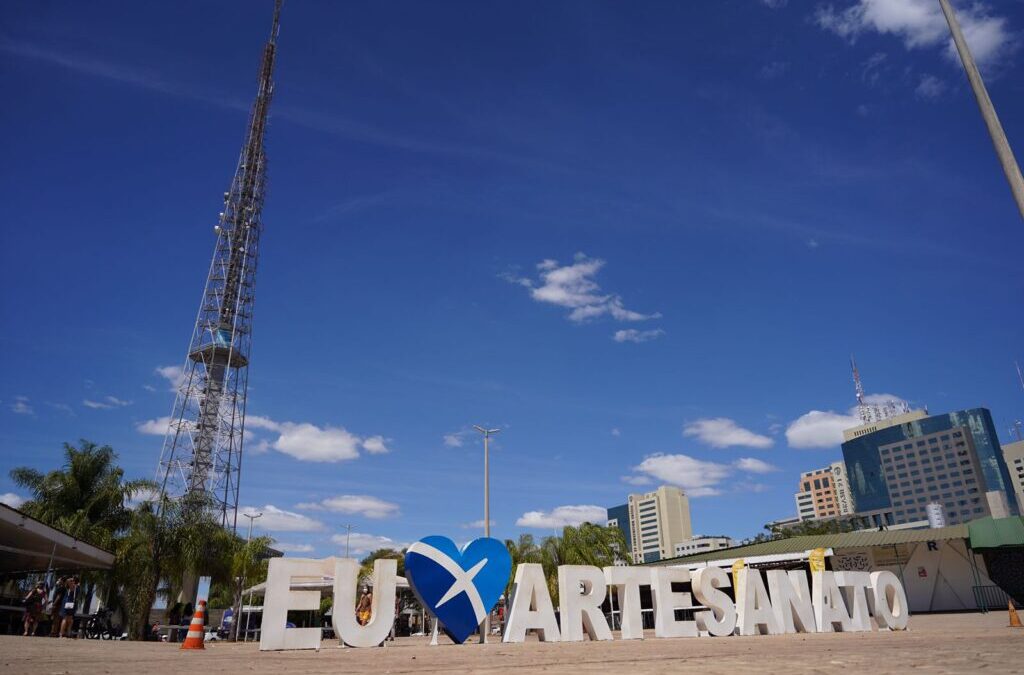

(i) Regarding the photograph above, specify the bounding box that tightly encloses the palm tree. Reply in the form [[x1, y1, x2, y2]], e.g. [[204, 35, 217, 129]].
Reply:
[[10, 440, 155, 549], [504, 534, 541, 597], [537, 523, 629, 605]]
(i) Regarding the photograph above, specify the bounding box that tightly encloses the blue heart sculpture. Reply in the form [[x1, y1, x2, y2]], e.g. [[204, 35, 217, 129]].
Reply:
[[404, 536, 512, 644]]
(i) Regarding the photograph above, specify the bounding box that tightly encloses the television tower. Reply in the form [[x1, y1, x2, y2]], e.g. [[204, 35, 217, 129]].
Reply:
[[850, 354, 910, 425], [155, 0, 282, 530]]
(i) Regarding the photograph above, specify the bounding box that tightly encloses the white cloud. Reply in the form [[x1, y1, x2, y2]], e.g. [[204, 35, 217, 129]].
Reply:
[[762, 0, 788, 8], [274, 543, 315, 554], [516, 505, 608, 529], [443, 429, 474, 448], [136, 416, 173, 435], [621, 475, 652, 486], [785, 410, 860, 448], [11, 396, 33, 415], [137, 412, 389, 463], [915, 74, 946, 99], [295, 495, 399, 519], [361, 435, 390, 455], [242, 505, 324, 532], [631, 453, 733, 497], [613, 328, 665, 343], [735, 457, 779, 474], [1, 492, 27, 508], [815, 0, 1017, 69], [83, 395, 133, 410], [273, 422, 362, 462], [461, 519, 496, 529], [506, 253, 661, 325], [330, 532, 407, 556], [683, 418, 773, 449], [46, 402, 75, 415], [155, 365, 185, 391], [247, 438, 271, 455], [611, 427, 622, 437], [785, 393, 910, 449]]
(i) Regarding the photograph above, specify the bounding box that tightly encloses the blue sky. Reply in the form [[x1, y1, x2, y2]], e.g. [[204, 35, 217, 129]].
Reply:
[[1, 0, 1022, 555]]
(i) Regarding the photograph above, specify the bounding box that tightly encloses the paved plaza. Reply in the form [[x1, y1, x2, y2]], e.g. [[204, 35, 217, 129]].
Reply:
[[2, 612, 1021, 674]]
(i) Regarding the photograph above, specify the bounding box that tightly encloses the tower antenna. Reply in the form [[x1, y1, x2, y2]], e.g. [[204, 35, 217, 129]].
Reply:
[[155, 0, 283, 531]]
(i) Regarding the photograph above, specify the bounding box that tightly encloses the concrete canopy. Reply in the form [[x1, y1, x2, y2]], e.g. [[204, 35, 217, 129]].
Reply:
[[0, 503, 114, 574]]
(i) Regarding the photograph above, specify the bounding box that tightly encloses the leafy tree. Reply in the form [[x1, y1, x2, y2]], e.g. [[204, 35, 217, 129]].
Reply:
[[359, 548, 405, 582], [536, 523, 629, 604], [10, 440, 154, 549]]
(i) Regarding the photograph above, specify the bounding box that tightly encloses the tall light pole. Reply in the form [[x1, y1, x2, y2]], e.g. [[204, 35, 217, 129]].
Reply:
[[473, 425, 500, 643], [235, 511, 262, 641], [341, 524, 355, 558], [938, 0, 1024, 221]]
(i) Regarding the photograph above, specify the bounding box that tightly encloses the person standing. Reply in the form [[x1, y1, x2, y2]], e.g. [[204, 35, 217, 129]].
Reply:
[[22, 582, 47, 636], [356, 587, 372, 626], [58, 577, 79, 638], [48, 578, 66, 637]]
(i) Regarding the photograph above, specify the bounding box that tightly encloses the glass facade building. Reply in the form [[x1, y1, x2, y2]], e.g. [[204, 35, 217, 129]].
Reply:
[[841, 407, 1019, 517]]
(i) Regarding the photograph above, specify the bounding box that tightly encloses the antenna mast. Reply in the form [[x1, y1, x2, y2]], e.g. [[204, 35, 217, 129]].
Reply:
[[155, 0, 283, 530]]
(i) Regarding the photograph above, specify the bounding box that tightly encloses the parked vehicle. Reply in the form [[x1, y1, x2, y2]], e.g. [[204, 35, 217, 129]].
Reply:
[[84, 607, 121, 640]]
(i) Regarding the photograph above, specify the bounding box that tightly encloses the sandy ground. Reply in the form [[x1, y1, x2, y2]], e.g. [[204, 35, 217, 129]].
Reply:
[[2, 612, 1022, 675]]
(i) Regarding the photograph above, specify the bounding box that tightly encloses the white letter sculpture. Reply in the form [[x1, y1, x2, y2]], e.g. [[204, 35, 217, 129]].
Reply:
[[504, 563, 561, 642], [333, 558, 398, 647], [650, 567, 697, 638], [736, 568, 782, 636], [604, 566, 652, 640], [870, 571, 910, 631], [834, 571, 873, 632], [558, 565, 612, 642], [260, 557, 337, 651], [766, 570, 816, 634], [813, 571, 853, 633], [691, 567, 737, 637]]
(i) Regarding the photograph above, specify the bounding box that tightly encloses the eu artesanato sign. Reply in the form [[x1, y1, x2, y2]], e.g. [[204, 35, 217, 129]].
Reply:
[[259, 535, 910, 651]]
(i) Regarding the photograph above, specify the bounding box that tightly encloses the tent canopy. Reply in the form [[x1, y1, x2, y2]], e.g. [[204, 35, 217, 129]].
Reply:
[[0, 503, 114, 575], [968, 516, 1024, 549]]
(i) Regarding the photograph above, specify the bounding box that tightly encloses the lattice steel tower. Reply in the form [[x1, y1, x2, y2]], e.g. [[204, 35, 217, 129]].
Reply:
[[156, 0, 282, 530]]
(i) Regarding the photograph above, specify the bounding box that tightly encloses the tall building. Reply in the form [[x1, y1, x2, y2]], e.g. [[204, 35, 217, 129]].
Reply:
[[1002, 439, 1024, 509], [841, 407, 1019, 526], [606, 503, 631, 563], [154, 1, 283, 529], [793, 466, 842, 521], [607, 485, 692, 564], [673, 535, 734, 557], [830, 460, 856, 515]]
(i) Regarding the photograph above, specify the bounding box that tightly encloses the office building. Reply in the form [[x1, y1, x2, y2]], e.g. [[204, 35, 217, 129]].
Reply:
[[673, 535, 734, 557], [841, 407, 1019, 526], [607, 485, 693, 564], [1001, 439, 1024, 510], [830, 460, 856, 515], [794, 466, 842, 520]]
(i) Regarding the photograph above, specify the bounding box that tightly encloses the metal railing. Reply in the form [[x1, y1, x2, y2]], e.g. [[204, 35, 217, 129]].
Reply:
[[972, 585, 1012, 612]]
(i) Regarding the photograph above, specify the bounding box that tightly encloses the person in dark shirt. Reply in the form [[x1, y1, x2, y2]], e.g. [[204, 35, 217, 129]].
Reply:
[[58, 577, 79, 638], [22, 582, 47, 636]]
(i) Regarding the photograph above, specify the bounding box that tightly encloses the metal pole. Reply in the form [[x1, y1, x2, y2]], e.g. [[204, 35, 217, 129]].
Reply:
[[236, 512, 261, 641], [938, 0, 1024, 221], [342, 524, 355, 558], [473, 425, 500, 643]]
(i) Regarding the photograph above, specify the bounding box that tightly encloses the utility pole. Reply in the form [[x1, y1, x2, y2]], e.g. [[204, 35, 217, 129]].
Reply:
[[235, 511, 262, 641], [938, 0, 1024, 221], [342, 524, 355, 558], [473, 425, 501, 643]]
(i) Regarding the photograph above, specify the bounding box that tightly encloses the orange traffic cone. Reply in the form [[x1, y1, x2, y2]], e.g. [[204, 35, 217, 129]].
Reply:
[[1010, 601, 1023, 628], [181, 601, 207, 650]]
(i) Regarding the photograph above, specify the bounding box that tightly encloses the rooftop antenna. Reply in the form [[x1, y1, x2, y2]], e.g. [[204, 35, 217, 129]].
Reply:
[[851, 354, 866, 406]]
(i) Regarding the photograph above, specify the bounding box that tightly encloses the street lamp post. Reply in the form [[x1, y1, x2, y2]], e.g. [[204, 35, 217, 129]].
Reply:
[[235, 511, 262, 642], [473, 425, 501, 643], [938, 0, 1024, 221], [342, 524, 355, 558]]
